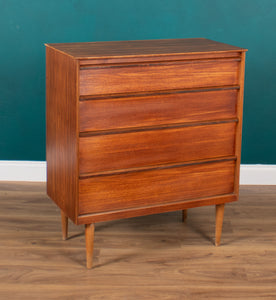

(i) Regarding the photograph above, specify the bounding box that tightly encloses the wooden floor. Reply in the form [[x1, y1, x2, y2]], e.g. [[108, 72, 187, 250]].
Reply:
[[0, 183, 276, 299]]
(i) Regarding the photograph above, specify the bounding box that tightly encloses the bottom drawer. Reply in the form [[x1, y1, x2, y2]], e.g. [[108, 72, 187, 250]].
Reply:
[[79, 160, 235, 214]]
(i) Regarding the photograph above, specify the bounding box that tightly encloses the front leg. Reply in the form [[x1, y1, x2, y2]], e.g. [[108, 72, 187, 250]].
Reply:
[[215, 204, 225, 246], [85, 223, 95, 269]]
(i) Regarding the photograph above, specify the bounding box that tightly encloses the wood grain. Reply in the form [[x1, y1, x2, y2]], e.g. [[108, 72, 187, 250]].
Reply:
[[46, 46, 79, 222], [46, 38, 246, 59], [79, 89, 238, 132], [0, 182, 275, 300], [78, 52, 242, 66], [77, 194, 237, 224], [85, 223, 95, 269], [79, 160, 235, 214], [79, 59, 240, 96], [60, 210, 68, 240], [234, 51, 246, 195], [46, 39, 246, 228], [215, 203, 225, 246], [79, 122, 236, 174], [78, 52, 241, 66], [45, 40, 246, 270]]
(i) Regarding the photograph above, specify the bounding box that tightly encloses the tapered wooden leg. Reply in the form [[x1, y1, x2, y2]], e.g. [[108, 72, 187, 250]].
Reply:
[[85, 223, 95, 269], [182, 209, 188, 222], [215, 204, 225, 246], [61, 210, 68, 241]]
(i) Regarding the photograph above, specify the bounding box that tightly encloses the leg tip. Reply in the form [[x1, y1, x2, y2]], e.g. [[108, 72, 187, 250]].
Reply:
[[86, 262, 92, 269], [182, 210, 187, 222]]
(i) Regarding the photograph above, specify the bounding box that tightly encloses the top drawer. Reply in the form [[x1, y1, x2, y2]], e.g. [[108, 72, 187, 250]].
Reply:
[[79, 59, 240, 96]]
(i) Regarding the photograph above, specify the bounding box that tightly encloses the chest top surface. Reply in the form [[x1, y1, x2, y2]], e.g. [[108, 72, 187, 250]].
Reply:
[[45, 38, 246, 59]]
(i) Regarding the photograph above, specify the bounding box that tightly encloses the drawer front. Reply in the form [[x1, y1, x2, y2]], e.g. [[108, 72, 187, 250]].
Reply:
[[79, 160, 235, 214], [79, 89, 238, 132], [79, 122, 236, 174], [79, 59, 239, 96]]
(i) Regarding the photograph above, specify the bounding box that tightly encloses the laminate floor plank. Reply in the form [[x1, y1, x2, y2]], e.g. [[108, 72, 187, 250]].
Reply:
[[0, 182, 275, 299]]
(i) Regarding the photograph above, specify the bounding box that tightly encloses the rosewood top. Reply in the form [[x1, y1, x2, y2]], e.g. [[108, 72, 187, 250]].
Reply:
[[45, 38, 247, 59]]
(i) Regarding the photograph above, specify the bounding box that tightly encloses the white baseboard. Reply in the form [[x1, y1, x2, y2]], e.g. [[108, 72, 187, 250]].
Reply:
[[239, 164, 276, 185], [0, 161, 275, 185], [0, 161, 46, 182]]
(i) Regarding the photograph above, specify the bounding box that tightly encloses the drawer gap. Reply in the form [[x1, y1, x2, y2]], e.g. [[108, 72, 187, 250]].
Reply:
[[79, 85, 240, 101], [80, 57, 241, 69], [79, 118, 238, 137], [79, 156, 237, 179]]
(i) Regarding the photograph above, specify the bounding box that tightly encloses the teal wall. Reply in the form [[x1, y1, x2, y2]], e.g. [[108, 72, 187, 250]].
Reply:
[[0, 0, 275, 163]]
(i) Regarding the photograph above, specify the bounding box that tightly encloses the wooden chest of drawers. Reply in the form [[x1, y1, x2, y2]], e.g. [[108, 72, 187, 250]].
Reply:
[[45, 38, 247, 268]]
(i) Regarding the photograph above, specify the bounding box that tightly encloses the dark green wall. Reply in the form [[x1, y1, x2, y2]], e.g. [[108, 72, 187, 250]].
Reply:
[[0, 0, 275, 163]]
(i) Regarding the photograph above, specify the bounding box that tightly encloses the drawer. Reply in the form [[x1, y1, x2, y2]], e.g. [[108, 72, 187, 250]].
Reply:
[[79, 160, 235, 214], [79, 59, 239, 96], [79, 122, 236, 174], [79, 89, 238, 132]]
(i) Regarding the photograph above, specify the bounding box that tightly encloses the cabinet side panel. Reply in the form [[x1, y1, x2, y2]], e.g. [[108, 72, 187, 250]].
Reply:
[[46, 47, 78, 222], [234, 52, 246, 196]]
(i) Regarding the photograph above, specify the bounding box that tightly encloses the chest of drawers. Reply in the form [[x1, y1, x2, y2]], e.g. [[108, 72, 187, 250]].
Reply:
[[45, 38, 247, 268]]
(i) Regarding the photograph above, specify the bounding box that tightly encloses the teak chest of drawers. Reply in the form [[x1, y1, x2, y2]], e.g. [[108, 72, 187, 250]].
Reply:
[[45, 38, 247, 268]]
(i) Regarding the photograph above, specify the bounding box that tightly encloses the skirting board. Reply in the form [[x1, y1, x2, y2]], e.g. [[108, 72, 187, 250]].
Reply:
[[0, 161, 275, 185]]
